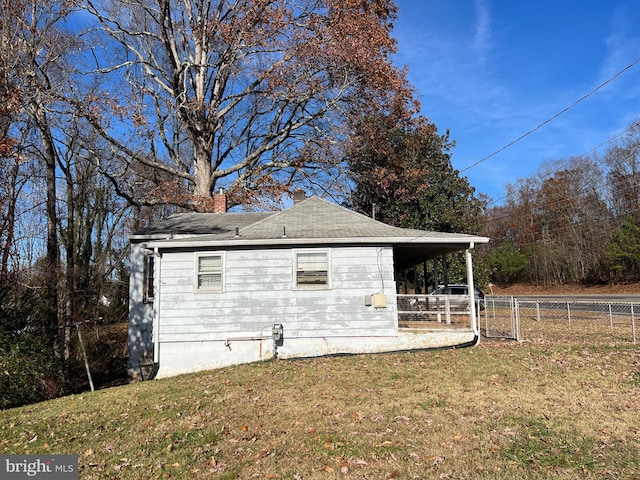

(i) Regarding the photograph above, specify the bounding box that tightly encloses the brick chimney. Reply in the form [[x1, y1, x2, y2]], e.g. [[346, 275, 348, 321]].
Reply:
[[293, 189, 306, 205], [213, 190, 227, 213]]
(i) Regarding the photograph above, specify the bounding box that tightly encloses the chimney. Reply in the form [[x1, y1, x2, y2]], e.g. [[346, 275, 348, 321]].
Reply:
[[213, 189, 227, 213], [293, 189, 306, 205]]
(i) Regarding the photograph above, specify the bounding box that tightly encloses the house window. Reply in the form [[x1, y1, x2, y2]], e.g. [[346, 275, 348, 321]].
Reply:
[[295, 250, 330, 288], [143, 252, 155, 303], [195, 253, 224, 292]]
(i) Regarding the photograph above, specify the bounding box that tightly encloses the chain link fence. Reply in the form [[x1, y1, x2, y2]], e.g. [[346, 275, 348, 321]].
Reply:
[[482, 296, 639, 344]]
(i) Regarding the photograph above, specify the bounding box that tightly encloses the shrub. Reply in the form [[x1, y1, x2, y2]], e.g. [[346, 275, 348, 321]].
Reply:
[[0, 334, 68, 409]]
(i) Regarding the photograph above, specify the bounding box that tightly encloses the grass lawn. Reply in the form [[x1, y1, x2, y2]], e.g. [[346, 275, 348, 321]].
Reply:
[[1, 330, 639, 479]]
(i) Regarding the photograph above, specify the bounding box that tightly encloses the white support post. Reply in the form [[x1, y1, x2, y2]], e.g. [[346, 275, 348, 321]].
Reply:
[[465, 245, 479, 341], [445, 296, 451, 325]]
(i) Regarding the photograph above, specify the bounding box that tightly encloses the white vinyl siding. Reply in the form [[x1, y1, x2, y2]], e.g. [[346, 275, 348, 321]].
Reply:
[[156, 246, 397, 343], [294, 250, 329, 288], [195, 253, 224, 292]]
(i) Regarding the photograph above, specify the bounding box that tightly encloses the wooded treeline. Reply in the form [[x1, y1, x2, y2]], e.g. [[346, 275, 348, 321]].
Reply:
[[480, 121, 640, 287], [0, 0, 416, 407]]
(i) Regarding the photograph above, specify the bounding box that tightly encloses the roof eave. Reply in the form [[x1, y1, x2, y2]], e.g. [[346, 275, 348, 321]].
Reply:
[[130, 233, 173, 242], [142, 235, 490, 250]]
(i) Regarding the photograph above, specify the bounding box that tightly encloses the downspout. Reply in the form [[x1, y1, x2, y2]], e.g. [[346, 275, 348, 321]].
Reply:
[[465, 243, 480, 344], [151, 247, 161, 379]]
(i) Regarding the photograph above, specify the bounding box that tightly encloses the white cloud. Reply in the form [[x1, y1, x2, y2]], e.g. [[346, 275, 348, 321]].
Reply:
[[472, 0, 492, 64]]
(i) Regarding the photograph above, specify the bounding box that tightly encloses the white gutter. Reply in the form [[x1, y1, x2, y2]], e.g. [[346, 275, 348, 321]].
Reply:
[[142, 235, 490, 250], [153, 247, 161, 365]]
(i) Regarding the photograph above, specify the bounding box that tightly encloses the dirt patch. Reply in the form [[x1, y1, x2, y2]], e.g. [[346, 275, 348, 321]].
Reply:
[[487, 282, 640, 296]]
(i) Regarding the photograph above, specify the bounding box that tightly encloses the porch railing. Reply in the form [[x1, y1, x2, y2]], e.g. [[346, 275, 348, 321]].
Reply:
[[397, 294, 477, 328]]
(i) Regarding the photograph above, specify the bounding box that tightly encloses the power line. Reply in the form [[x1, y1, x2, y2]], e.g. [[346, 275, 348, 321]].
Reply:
[[460, 56, 640, 174], [485, 122, 638, 208]]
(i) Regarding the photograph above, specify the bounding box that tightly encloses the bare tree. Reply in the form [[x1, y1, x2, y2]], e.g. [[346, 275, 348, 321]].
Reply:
[[0, 1, 29, 275], [483, 156, 611, 285], [604, 121, 640, 222], [82, 0, 411, 208]]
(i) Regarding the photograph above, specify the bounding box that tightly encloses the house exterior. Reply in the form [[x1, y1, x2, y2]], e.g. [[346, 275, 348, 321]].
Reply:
[[128, 194, 489, 379]]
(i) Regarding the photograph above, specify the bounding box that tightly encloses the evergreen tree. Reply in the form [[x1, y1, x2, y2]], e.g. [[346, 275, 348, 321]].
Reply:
[[607, 217, 640, 281], [347, 114, 485, 234]]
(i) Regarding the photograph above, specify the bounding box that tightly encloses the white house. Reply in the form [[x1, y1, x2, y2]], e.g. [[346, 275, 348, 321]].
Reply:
[[128, 193, 489, 379]]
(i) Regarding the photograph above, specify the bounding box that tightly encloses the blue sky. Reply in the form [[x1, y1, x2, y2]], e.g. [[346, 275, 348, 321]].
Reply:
[[392, 0, 640, 204]]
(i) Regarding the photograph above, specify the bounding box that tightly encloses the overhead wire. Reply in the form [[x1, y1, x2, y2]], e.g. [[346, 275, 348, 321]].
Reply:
[[486, 130, 624, 207], [483, 167, 640, 251], [485, 121, 639, 212], [459, 56, 640, 175]]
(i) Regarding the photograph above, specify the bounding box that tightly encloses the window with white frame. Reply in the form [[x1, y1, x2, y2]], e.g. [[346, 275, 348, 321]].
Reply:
[[143, 252, 155, 303], [195, 253, 224, 292], [295, 250, 330, 288]]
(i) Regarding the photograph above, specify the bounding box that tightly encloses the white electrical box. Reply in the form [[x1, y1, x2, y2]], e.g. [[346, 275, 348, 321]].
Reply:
[[372, 293, 387, 308]]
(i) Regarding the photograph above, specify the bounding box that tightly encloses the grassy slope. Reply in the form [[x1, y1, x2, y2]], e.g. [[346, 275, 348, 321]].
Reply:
[[1, 333, 639, 480]]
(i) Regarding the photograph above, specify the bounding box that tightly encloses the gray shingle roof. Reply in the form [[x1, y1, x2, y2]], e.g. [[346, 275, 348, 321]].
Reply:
[[239, 196, 414, 239], [131, 212, 272, 238], [133, 196, 488, 249]]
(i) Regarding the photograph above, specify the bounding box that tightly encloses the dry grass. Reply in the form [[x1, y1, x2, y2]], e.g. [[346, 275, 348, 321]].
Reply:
[[1, 326, 639, 479]]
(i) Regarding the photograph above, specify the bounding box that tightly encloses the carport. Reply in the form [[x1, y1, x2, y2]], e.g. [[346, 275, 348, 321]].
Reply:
[[392, 238, 488, 334]]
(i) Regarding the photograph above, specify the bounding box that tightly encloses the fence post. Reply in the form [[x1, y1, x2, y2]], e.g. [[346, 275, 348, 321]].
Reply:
[[487, 297, 496, 335], [536, 302, 541, 322], [632, 303, 637, 344], [509, 296, 515, 335], [567, 303, 572, 325], [515, 298, 522, 342], [609, 303, 613, 330]]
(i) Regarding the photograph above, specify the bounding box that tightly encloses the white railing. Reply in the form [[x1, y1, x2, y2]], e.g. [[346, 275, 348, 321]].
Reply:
[[397, 294, 475, 328]]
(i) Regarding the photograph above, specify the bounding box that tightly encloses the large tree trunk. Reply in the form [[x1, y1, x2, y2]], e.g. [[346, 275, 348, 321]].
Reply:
[[36, 104, 60, 351], [192, 133, 213, 198], [63, 165, 75, 361], [1, 158, 19, 274]]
